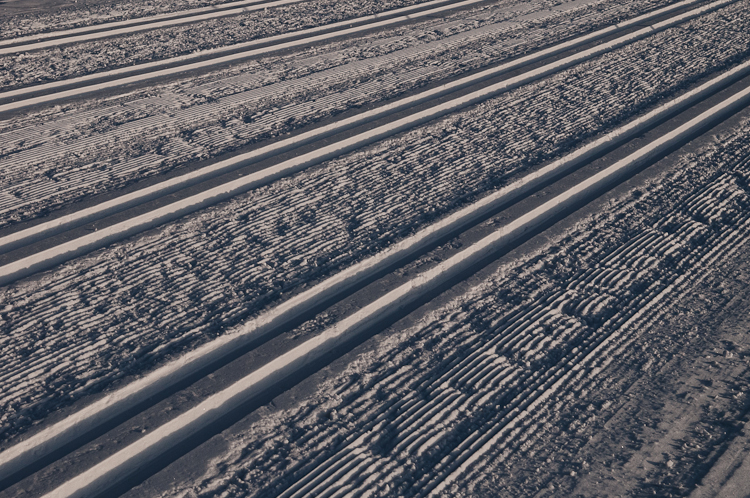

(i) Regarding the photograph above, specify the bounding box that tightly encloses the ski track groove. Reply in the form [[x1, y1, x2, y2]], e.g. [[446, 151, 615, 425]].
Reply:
[[3, 0, 745, 448], [0, 0, 305, 39], [0, 0, 314, 55], [0, 0, 668, 226], [0, 0, 744, 272], [181, 139, 750, 498], [0, 0, 515, 106], [1, 0, 750, 492], [0, 0, 473, 93]]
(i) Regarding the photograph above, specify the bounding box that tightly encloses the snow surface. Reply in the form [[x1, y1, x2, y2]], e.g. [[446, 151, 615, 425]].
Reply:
[[3, 0, 750, 494], [8, 55, 747, 486], [1, 0, 726, 284], [0, 0, 290, 38], [0, 0, 611, 225], [154, 113, 750, 498], [37, 50, 750, 498], [0, 0, 677, 228], [0, 0, 308, 52], [1, 0, 749, 450], [0, 0, 476, 93]]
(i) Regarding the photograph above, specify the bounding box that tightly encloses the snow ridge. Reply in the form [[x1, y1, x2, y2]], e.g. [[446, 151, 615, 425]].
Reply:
[[0, 0, 309, 54], [0, 0, 730, 280], [0, 0, 494, 114], [1, 5, 748, 479], [196, 137, 750, 498], [22, 61, 750, 498]]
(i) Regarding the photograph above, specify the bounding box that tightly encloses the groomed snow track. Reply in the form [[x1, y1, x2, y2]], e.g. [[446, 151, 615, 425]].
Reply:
[[0, 0, 312, 54], [259, 158, 750, 498], [18, 72, 750, 498], [0, 0, 498, 114], [0, 0, 734, 281], [1, 1, 750, 493]]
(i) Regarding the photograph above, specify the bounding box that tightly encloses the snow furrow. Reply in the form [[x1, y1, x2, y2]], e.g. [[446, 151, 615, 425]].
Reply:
[[183, 111, 750, 498], [0, 0, 683, 231], [1, 0, 749, 486], [0, 0, 501, 111], [25, 59, 750, 497], [0, 0, 312, 55]]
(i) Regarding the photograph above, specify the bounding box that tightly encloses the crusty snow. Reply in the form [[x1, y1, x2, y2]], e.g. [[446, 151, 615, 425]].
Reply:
[[156, 115, 750, 497], [2, 0, 750, 495]]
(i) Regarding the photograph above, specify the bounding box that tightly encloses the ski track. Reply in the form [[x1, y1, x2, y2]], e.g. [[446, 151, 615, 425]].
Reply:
[[0, 0, 521, 91], [162, 119, 750, 498], [0, 0, 655, 227], [0, 0, 287, 39], [0, 0, 748, 445], [0, 0, 315, 55]]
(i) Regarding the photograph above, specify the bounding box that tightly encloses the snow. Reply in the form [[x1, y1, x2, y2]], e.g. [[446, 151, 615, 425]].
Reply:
[[1, 0, 748, 457], [164, 115, 750, 496], [0, 0, 730, 261], [0, 0, 681, 230], [2, 0, 750, 493], [0, 0, 307, 53], [0, 0, 288, 39], [0, 0, 491, 109], [10, 42, 750, 493]]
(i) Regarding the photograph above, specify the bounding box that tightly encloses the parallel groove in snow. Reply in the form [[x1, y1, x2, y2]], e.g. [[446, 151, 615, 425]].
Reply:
[[0, 0, 497, 114], [274, 189, 736, 494], [1, 5, 748, 483], [0, 8, 744, 390], [30, 59, 750, 498], [0, 19, 528, 219], [0, 0, 734, 273], [0, 0, 684, 191], [0, 0, 673, 228], [0, 0, 310, 54]]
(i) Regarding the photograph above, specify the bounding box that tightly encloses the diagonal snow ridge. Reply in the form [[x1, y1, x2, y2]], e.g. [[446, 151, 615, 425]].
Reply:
[[426, 180, 750, 497], [0, 0, 696, 256], [171, 159, 750, 497], [0, 0, 491, 113], [0, 0, 734, 276], [249, 150, 750, 498], [15, 51, 750, 498], [1, 6, 750, 482], [0, 14, 522, 220], [3, 2, 739, 455], [0, 0, 730, 116], [0, 0, 309, 54]]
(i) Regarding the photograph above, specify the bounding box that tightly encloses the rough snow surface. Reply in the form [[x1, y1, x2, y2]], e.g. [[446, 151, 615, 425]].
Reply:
[[154, 114, 750, 498], [1, 0, 749, 445], [0, 0, 676, 227], [0, 0, 517, 91], [0, 0, 310, 54]]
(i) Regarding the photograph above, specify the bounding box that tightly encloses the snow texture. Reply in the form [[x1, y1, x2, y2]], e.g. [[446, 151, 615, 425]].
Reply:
[[1, 0, 749, 446]]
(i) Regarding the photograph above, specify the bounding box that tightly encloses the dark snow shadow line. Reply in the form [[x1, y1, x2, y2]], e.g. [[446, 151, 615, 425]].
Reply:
[[97, 127, 715, 498], [1, 69, 741, 494]]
